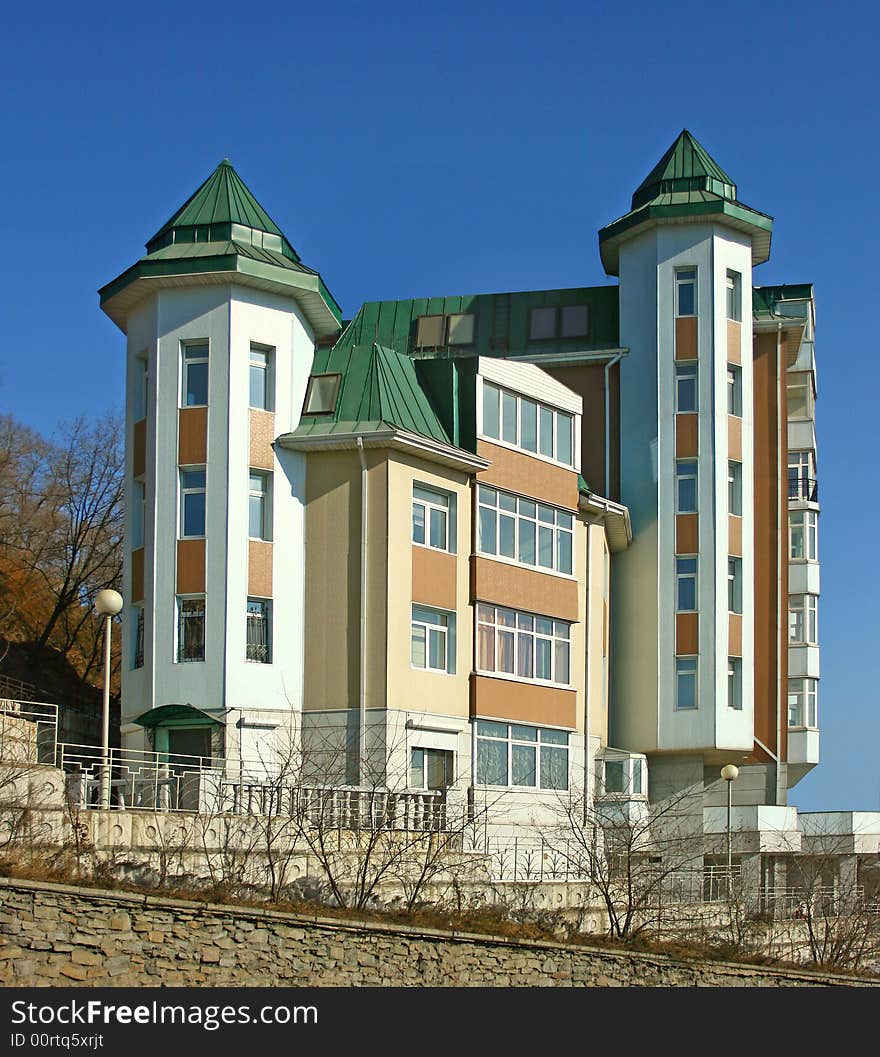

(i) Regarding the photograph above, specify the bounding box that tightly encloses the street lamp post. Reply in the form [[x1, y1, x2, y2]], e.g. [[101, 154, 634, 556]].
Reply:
[[721, 763, 739, 897], [95, 589, 123, 810]]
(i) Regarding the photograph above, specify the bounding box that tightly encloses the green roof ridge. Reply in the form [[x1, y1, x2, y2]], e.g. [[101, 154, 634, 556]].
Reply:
[[632, 129, 736, 209]]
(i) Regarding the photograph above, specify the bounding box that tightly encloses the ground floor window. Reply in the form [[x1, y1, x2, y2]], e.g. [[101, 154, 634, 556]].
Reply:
[[475, 720, 569, 789], [410, 747, 454, 790]]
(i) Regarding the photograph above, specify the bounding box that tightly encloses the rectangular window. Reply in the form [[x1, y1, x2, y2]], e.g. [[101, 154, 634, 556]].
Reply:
[[726, 271, 742, 323], [560, 304, 589, 339], [302, 373, 342, 415], [788, 678, 818, 728], [676, 556, 697, 612], [246, 598, 272, 663], [446, 313, 475, 346], [410, 747, 454, 790], [788, 451, 816, 502], [788, 594, 818, 645], [132, 606, 144, 670], [181, 342, 209, 407], [477, 486, 573, 575], [728, 657, 742, 710], [480, 381, 576, 467], [675, 460, 698, 514], [249, 345, 275, 411], [675, 656, 697, 710], [529, 306, 557, 340], [132, 480, 146, 549], [134, 355, 148, 421], [412, 485, 454, 551], [675, 364, 698, 413], [179, 468, 206, 538], [411, 606, 455, 674], [475, 720, 569, 790], [177, 596, 205, 663], [728, 461, 742, 516], [248, 471, 272, 541], [786, 372, 812, 420], [728, 558, 742, 614], [727, 366, 742, 417], [476, 604, 570, 685], [604, 760, 625, 794], [789, 510, 818, 561], [675, 269, 696, 317]]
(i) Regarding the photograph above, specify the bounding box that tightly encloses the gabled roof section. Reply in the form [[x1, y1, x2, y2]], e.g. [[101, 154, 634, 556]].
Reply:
[[294, 340, 452, 445], [599, 130, 773, 276]]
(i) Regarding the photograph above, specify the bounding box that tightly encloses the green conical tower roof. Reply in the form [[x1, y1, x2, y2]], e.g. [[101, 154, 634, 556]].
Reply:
[[598, 129, 772, 276]]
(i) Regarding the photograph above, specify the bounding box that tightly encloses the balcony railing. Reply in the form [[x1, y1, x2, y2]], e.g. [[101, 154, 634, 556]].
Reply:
[[788, 477, 818, 503]]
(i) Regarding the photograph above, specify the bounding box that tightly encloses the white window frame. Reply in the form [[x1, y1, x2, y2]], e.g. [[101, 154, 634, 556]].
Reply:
[[474, 719, 569, 790], [412, 484, 454, 552], [176, 594, 205, 663], [480, 380, 575, 468], [246, 597, 272, 663], [727, 366, 742, 417], [411, 606, 455, 674], [410, 747, 454, 790], [248, 470, 272, 541], [675, 460, 698, 514], [249, 344, 275, 412], [179, 467, 206, 539], [788, 678, 818, 729], [788, 594, 818, 645], [786, 372, 813, 421], [599, 756, 646, 798], [477, 486, 574, 577], [728, 557, 743, 614], [181, 341, 209, 408], [675, 656, 698, 710], [476, 604, 571, 687], [728, 657, 742, 711], [675, 268, 697, 318], [788, 451, 816, 502], [675, 364, 698, 413], [676, 556, 698, 613], [728, 461, 742, 517], [789, 510, 818, 561], [726, 270, 742, 323]]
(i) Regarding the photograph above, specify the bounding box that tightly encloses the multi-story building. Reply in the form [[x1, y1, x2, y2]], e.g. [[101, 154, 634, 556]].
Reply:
[[99, 129, 820, 848]]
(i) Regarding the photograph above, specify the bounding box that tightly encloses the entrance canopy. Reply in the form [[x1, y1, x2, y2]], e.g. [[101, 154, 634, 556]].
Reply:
[[133, 704, 223, 729]]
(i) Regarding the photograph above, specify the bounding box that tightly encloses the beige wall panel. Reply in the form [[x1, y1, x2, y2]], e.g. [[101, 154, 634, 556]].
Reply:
[[133, 419, 146, 480], [471, 674, 577, 729], [476, 440, 578, 510], [131, 547, 144, 604], [176, 539, 205, 594], [675, 413, 699, 459], [676, 612, 699, 656], [729, 613, 743, 657], [728, 415, 742, 463], [727, 320, 742, 366], [728, 514, 743, 557], [412, 548, 457, 610], [472, 557, 579, 622], [178, 407, 208, 465], [248, 540, 273, 598], [675, 316, 698, 361], [249, 409, 275, 470], [676, 513, 698, 554]]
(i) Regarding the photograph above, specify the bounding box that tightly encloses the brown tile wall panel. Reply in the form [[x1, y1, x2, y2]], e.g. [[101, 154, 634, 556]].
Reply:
[[412, 547, 456, 610], [471, 557, 579, 622], [675, 317, 698, 361], [249, 409, 275, 471], [249, 540, 273, 597], [675, 413, 699, 459], [676, 613, 698, 655], [470, 674, 577, 729], [131, 548, 144, 603], [728, 415, 742, 463], [729, 613, 743, 657], [133, 419, 146, 480], [676, 513, 698, 554], [727, 320, 742, 366], [728, 514, 743, 557], [476, 440, 579, 511], [176, 539, 205, 594], [178, 407, 208, 465]]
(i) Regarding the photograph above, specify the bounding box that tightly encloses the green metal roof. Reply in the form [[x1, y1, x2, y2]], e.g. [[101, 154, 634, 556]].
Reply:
[[753, 283, 814, 319], [293, 341, 452, 445], [599, 130, 773, 275]]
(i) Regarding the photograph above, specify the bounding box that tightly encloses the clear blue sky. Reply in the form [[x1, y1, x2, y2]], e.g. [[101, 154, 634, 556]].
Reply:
[[1, 1, 876, 812]]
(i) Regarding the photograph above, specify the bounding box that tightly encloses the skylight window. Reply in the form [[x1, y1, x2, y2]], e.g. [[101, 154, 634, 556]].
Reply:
[[303, 373, 342, 415]]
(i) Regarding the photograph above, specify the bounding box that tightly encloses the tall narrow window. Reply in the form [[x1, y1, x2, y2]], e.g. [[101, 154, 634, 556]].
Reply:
[[675, 364, 698, 412], [728, 461, 742, 516], [249, 345, 274, 411], [248, 472, 272, 541], [676, 460, 698, 514], [726, 271, 742, 322], [482, 381, 500, 440], [132, 606, 144, 670], [675, 269, 697, 317], [179, 468, 206, 538], [789, 511, 818, 561], [727, 366, 742, 417], [246, 598, 271, 663], [412, 485, 453, 551], [788, 678, 818, 728], [132, 480, 145, 549], [675, 657, 697, 710], [728, 558, 742, 614], [788, 451, 816, 502], [786, 372, 812, 420], [177, 596, 205, 662], [181, 342, 209, 407], [411, 607, 454, 673], [789, 594, 818, 644], [676, 557, 697, 612], [728, 657, 742, 710]]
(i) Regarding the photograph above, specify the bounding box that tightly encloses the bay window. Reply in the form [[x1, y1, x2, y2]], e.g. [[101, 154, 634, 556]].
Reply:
[[481, 381, 575, 467], [477, 486, 573, 575], [476, 604, 570, 685], [475, 720, 569, 790]]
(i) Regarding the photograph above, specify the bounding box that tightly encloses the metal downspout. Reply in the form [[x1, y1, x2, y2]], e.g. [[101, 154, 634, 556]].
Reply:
[[775, 323, 785, 804], [357, 437, 368, 786], [604, 352, 625, 496]]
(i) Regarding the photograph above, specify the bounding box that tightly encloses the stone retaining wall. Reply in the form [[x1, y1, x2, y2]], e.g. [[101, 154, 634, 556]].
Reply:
[[0, 877, 874, 987]]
